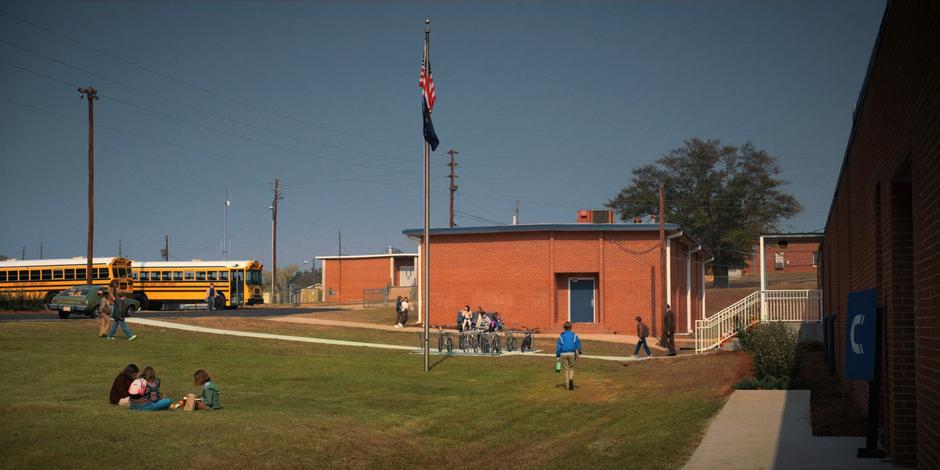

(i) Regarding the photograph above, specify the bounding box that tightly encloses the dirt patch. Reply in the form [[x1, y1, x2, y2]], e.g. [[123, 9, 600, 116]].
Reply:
[[799, 344, 866, 436]]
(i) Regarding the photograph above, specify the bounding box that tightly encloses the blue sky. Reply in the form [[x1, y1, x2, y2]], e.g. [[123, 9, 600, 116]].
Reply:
[[0, 1, 885, 269]]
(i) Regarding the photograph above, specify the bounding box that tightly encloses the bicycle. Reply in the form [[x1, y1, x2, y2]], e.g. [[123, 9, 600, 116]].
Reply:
[[519, 326, 538, 353], [504, 330, 517, 352], [490, 331, 501, 354], [435, 325, 454, 353]]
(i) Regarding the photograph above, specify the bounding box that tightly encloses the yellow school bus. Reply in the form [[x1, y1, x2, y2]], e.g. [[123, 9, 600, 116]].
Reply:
[[131, 260, 263, 310], [0, 257, 134, 306]]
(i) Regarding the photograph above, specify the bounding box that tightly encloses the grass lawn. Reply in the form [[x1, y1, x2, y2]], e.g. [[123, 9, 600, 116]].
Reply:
[[0, 321, 749, 469], [159, 316, 648, 357], [299, 306, 400, 325]]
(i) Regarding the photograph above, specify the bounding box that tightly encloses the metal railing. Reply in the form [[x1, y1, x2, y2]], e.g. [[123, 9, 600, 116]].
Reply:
[[695, 289, 822, 353]]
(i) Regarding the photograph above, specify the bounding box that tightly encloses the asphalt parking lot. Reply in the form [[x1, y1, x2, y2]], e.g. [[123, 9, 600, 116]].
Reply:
[[0, 307, 335, 322]]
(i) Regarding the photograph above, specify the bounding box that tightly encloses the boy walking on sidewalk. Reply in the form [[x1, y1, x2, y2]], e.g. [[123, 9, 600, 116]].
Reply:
[[555, 321, 582, 390], [634, 315, 652, 358]]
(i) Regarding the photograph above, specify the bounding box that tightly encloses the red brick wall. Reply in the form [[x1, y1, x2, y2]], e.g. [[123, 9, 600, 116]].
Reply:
[[419, 230, 705, 335], [322, 257, 391, 303], [741, 241, 819, 275], [821, 2, 940, 466]]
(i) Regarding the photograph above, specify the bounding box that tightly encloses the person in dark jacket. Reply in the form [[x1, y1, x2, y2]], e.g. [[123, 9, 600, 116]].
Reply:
[[395, 296, 403, 328], [555, 322, 583, 390], [634, 315, 652, 358], [106, 293, 136, 341], [663, 304, 677, 356], [109, 364, 139, 406]]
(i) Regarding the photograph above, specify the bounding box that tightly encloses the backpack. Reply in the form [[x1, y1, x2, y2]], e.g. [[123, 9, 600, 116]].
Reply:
[[128, 378, 148, 396], [641, 324, 650, 338]]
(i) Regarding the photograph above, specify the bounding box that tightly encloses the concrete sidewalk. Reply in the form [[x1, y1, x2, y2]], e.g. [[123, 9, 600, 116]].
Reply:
[[683, 390, 897, 470]]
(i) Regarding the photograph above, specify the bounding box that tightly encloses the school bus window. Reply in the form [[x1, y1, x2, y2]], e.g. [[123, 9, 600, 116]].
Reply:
[[220, 271, 229, 281], [76, 269, 85, 279], [64, 269, 74, 280], [162, 271, 171, 281], [30, 270, 40, 281], [139, 272, 149, 281], [207, 271, 217, 282], [173, 271, 183, 281], [53, 270, 63, 280], [100, 268, 109, 279], [185, 272, 194, 280], [0, 271, 6, 282], [132, 272, 138, 280], [41, 270, 52, 280], [196, 271, 206, 281]]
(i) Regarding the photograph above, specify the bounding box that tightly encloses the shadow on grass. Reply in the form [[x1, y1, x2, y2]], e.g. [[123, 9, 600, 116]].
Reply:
[[429, 354, 452, 371]]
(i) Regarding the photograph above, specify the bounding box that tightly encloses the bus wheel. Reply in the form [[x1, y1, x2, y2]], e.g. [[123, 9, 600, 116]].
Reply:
[[133, 293, 148, 310], [89, 305, 100, 319], [43, 292, 58, 311], [58, 310, 70, 319]]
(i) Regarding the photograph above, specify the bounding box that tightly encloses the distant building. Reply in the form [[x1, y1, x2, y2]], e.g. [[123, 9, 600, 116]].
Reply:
[[403, 223, 711, 334], [741, 235, 821, 276], [316, 253, 416, 303], [820, 2, 940, 466]]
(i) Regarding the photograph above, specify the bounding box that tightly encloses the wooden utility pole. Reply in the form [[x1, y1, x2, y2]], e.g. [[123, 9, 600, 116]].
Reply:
[[337, 230, 342, 300], [658, 181, 666, 337], [39, 242, 43, 260], [118, 240, 122, 257], [447, 148, 458, 227], [163, 235, 169, 261], [78, 86, 98, 283], [21, 245, 25, 259], [271, 178, 282, 302]]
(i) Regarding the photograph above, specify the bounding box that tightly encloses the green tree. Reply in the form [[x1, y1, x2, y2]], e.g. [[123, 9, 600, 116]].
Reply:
[[606, 139, 801, 286]]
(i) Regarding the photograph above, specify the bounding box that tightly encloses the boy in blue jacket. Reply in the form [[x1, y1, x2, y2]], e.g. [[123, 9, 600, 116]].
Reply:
[[556, 321, 582, 390]]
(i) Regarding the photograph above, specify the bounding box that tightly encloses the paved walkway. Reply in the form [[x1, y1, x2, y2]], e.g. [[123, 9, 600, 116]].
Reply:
[[127, 317, 657, 362], [683, 390, 898, 470]]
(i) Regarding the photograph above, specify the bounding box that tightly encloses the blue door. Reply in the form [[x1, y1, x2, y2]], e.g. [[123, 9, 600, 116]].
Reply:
[[569, 278, 595, 323]]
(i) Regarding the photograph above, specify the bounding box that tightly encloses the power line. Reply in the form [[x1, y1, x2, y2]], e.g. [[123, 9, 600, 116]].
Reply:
[[0, 9, 410, 149]]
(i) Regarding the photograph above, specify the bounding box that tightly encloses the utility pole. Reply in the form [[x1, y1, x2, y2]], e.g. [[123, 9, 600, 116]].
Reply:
[[513, 200, 520, 225], [447, 148, 458, 227], [39, 242, 43, 260], [222, 188, 230, 260], [271, 178, 282, 303], [658, 181, 666, 337], [337, 230, 343, 301], [21, 245, 25, 259], [118, 240, 122, 257], [78, 86, 98, 284], [162, 234, 169, 261]]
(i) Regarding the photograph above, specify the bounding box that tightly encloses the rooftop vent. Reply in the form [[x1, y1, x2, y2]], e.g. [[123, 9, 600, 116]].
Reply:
[[577, 210, 615, 224]]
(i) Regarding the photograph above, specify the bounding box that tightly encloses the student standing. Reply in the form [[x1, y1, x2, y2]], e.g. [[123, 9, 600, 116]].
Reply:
[[399, 297, 410, 327], [97, 290, 113, 338], [634, 316, 652, 358], [206, 283, 217, 311], [555, 321, 582, 390], [106, 293, 136, 341], [663, 304, 677, 356], [395, 296, 403, 328]]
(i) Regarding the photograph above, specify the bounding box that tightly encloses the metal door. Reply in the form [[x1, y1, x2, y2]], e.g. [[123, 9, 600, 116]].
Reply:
[[569, 278, 595, 323], [230, 270, 244, 306]]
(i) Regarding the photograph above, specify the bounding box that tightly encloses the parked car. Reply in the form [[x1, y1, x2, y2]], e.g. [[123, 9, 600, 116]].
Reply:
[[48, 285, 140, 319]]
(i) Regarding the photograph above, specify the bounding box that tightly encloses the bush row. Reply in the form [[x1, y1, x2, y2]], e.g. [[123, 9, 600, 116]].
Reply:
[[735, 322, 802, 390], [0, 292, 46, 311]]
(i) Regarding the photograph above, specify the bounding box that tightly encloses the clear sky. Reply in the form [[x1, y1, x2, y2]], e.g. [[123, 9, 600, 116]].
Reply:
[[0, 0, 885, 269]]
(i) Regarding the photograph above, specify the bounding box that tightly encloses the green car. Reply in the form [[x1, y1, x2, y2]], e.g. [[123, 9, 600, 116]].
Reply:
[[48, 285, 140, 320]]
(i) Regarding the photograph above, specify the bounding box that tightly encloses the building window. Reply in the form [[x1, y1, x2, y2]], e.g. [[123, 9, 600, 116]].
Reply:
[[812, 252, 820, 268], [774, 253, 785, 270]]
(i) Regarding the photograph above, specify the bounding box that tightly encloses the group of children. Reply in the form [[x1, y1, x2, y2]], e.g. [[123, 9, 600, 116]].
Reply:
[[394, 296, 412, 328], [455, 305, 503, 332], [108, 364, 221, 411]]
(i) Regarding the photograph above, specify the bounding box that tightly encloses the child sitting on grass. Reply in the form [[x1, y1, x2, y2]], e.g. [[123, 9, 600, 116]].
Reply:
[[179, 369, 221, 410], [129, 366, 173, 411]]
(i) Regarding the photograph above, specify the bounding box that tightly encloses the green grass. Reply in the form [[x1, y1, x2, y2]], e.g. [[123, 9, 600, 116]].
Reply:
[[301, 306, 402, 325], [0, 321, 748, 469]]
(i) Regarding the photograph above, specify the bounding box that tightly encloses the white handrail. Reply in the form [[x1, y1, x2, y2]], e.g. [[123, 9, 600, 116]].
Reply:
[[695, 289, 821, 353]]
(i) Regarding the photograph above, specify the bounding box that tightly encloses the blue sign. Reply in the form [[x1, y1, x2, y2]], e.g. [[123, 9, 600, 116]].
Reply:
[[843, 288, 877, 380]]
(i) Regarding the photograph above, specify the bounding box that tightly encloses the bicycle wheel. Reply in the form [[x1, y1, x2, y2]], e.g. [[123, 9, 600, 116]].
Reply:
[[438, 334, 444, 352], [493, 336, 501, 354], [446, 337, 453, 353], [506, 335, 516, 352]]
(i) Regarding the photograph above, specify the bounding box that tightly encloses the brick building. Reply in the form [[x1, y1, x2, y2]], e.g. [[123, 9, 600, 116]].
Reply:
[[317, 253, 416, 303], [403, 223, 711, 335], [741, 236, 820, 276], [820, 1, 940, 466]]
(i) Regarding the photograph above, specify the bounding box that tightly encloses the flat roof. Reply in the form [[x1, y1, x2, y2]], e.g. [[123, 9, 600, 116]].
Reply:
[[403, 223, 682, 238], [316, 253, 417, 260]]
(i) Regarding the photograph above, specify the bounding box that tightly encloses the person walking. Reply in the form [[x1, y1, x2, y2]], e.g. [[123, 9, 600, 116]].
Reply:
[[97, 289, 113, 338], [663, 304, 677, 356], [555, 321, 582, 390], [634, 315, 652, 358], [206, 283, 217, 311], [106, 293, 137, 341], [395, 296, 403, 327], [399, 297, 411, 327]]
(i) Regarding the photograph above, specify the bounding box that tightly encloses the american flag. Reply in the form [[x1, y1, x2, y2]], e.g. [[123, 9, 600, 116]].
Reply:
[[419, 43, 436, 112]]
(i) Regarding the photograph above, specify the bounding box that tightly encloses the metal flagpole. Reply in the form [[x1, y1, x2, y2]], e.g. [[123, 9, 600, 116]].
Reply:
[[423, 18, 431, 373]]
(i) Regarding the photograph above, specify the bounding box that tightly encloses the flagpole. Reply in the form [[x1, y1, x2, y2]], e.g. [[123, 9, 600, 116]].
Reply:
[[423, 18, 431, 373]]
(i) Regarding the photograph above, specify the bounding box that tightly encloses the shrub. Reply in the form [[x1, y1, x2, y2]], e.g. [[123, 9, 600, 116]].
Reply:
[[0, 292, 46, 311], [739, 322, 800, 380], [734, 375, 794, 390]]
